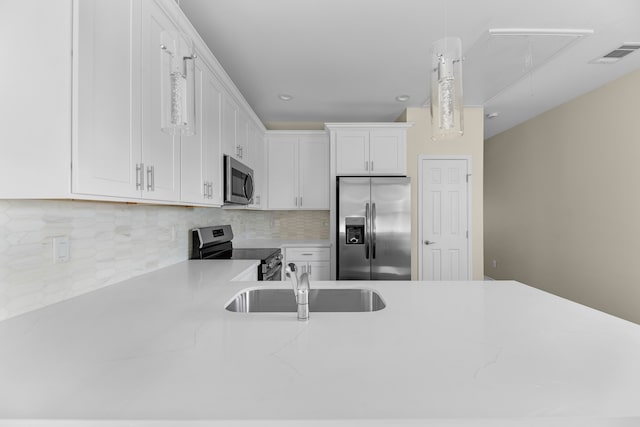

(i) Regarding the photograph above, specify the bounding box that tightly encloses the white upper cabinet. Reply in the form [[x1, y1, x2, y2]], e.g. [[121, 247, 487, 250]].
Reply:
[[3, 0, 267, 206], [140, 0, 181, 201], [180, 55, 222, 206], [221, 94, 238, 159], [72, 0, 142, 199], [248, 124, 265, 208], [329, 124, 411, 176], [299, 135, 330, 209], [267, 132, 329, 210]]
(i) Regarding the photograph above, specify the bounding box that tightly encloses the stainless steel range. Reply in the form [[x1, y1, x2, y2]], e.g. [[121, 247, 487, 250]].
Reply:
[[190, 225, 282, 281]]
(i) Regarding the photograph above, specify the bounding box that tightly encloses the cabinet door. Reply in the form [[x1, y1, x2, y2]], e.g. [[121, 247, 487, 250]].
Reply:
[[180, 55, 222, 205], [307, 261, 331, 280], [248, 124, 265, 208], [267, 136, 298, 209], [221, 94, 238, 158], [180, 55, 205, 204], [299, 135, 329, 209], [141, 0, 181, 201], [369, 129, 406, 175], [237, 112, 249, 163], [73, 0, 142, 198], [202, 65, 223, 206], [335, 131, 369, 175]]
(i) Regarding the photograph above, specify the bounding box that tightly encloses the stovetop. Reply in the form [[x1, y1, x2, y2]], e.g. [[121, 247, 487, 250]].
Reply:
[[201, 246, 280, 262]]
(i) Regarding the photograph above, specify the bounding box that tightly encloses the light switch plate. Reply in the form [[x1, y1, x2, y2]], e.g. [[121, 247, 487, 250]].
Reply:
[[53, 236, 70, 263]]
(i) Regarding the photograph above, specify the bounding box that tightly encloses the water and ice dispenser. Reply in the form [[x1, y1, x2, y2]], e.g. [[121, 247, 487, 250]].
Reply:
[[345, 217, 365, 245]]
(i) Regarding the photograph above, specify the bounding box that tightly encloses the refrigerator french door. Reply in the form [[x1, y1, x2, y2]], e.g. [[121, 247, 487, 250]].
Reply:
[[337, 177, 411, 280]]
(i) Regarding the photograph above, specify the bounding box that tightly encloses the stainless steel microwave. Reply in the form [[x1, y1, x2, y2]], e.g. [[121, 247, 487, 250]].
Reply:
[[224, 155, 254, 205]]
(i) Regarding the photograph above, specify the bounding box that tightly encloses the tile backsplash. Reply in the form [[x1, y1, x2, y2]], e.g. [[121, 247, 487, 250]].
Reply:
[[0, 200, 329, 321]]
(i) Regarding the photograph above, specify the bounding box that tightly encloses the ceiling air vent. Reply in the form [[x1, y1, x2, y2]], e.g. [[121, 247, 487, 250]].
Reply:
[[591, 43, 640, 64]]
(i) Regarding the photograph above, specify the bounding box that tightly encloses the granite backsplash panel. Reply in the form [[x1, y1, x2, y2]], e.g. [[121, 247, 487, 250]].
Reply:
[[0, 200, 329, 321]]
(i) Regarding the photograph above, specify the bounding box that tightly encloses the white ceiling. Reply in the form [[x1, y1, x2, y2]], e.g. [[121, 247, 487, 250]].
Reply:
[[178, 0, 640, 138]]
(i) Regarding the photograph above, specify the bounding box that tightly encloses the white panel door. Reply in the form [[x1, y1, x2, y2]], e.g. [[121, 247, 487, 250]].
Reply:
[[369, 129, 406, 175], [421, 158, 469, 280], [335, 131, 369, 175]]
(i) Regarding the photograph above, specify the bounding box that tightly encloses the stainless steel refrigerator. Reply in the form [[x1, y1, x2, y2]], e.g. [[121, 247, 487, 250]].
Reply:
[[337, 177, 411, 280]]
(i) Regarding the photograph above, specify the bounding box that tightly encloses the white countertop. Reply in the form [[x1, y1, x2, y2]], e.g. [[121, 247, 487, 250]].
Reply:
[[1, 260, 640, 426], [233, 239, 330, 249]]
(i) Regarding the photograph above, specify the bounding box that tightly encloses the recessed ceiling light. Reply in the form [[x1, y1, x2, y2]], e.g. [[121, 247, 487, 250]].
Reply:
[[395, 95, 410, 102], [486, 112, 500, 119], [278, 94, 293, 101]]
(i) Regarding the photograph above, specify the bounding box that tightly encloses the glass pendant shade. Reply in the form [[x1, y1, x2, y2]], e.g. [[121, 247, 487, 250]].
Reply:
[[431, 37, 464, 140], [161, 31, 196, 136]]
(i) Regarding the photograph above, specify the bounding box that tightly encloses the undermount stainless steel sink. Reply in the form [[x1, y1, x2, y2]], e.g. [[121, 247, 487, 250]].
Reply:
[[225, 288, 386, 313]]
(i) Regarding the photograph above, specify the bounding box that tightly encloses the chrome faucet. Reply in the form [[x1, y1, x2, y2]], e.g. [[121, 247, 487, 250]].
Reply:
[[285, 263, 310, 321]]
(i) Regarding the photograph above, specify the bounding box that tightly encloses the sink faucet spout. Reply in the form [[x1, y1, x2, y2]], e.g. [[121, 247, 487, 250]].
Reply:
[[285, 263, 310, 321]]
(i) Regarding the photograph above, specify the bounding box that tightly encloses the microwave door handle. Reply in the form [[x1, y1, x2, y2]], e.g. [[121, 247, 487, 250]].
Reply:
[[244, 174, 254, 201]]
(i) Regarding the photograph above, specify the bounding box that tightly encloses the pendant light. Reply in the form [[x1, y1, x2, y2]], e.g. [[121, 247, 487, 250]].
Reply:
[[431, 37, 464, 140]]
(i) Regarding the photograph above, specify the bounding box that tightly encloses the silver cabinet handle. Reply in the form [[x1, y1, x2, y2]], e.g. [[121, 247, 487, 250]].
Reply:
[[371, 160, 374, 171], [146, 165, 153, 191], [294, 196, 298, 207], [308, 263, 312, 275], [203, 182, 208, 198], [300, 196, 303, 207], [424, 240, 437, 245], [365, 161, 369, 171], [136, 163, 144, 191]]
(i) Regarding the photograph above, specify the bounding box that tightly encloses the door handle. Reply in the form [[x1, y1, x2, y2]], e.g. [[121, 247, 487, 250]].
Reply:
[[372, 203, 376, 259], [424, 240, 437, 245], [365, 203, 370, 260]]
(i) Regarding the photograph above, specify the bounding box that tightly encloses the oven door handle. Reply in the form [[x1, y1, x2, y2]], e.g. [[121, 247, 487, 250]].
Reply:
[[262, 263, 282, 281]]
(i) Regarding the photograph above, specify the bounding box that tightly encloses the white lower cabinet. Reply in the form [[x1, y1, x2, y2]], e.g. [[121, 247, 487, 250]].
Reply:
[[285, 247, 331, 281]]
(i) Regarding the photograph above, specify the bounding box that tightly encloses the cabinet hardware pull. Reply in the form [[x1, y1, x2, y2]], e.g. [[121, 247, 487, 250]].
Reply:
[[294, 196, 298, 207], [203, 182, 208, 198], [208, 182, 213, 198], [365, 161, 369, 171], [371, 160, 374, 171], [146, 166, 155, 192], [300, 196, 302, 207], [136, 163, 144, 191]]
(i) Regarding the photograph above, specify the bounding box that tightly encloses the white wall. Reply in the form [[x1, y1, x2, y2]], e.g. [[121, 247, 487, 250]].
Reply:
[[0, 200, 328, 321], [484, 69, 640, 324]]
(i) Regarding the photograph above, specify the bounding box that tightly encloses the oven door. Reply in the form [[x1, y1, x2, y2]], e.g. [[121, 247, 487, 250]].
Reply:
[[224, 155, 254, 205]]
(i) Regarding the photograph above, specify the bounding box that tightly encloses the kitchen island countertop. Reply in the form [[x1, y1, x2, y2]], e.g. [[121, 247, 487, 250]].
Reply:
[[1, 260, 640, 426]]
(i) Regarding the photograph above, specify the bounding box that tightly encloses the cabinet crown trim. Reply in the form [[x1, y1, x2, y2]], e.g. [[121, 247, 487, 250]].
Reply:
[[324, 122, 414, 130]]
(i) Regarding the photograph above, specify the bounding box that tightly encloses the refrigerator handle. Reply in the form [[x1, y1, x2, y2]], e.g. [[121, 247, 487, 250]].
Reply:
[[372, 202, 376, 259], [365, 202, 370, 260]]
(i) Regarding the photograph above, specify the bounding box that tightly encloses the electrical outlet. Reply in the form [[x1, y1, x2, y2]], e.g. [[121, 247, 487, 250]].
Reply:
[[492, 259, 497, 268], [53, 236, 70, 263]]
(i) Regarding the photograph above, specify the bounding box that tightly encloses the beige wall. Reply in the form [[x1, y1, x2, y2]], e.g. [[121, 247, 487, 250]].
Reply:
[[484, 70, 640, 324], [404, 107, 485, 280]]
